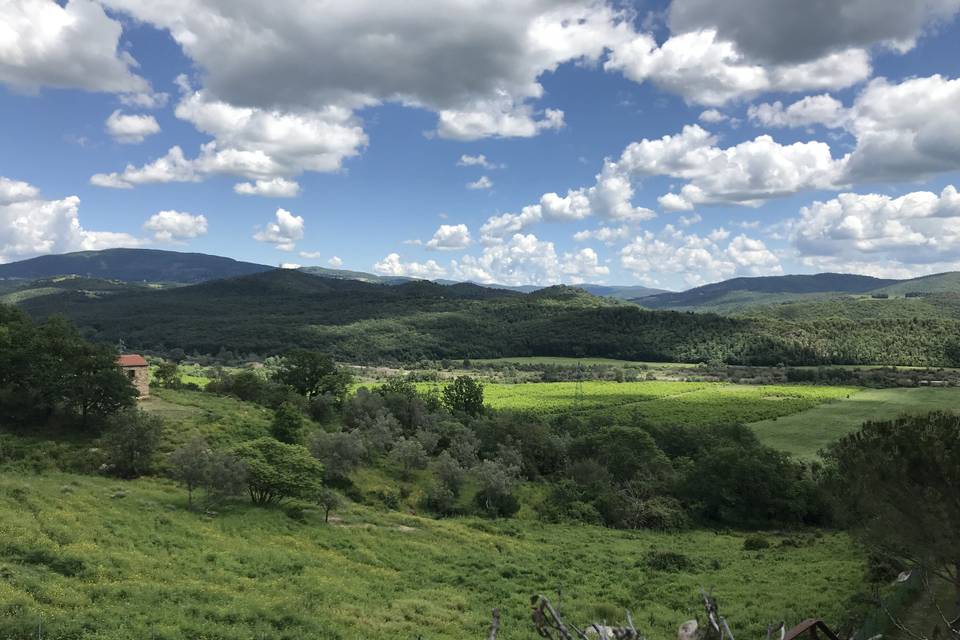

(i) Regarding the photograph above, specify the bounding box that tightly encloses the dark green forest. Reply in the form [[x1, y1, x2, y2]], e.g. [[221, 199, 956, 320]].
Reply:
[[16, 269, 960, 366]]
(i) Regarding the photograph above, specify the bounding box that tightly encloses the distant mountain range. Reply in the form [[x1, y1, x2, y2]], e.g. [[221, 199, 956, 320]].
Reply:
[[0, 249, 272, 283], [2, 249, 958, 311], [0, 250, 666, 300]]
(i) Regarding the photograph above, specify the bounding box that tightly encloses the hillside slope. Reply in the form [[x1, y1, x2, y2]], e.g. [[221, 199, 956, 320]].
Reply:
[[16, 269, 960, 366], [0, 248, 272, 283], [873, 272, 960, 296], [640, 273, 898, 310]]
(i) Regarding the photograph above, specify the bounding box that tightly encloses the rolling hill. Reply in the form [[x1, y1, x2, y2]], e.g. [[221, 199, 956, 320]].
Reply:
[[0, 248, 273, 283], [638, 273, 899, 310], [14, 269, 960, 367], [872, 272, 960, 296]]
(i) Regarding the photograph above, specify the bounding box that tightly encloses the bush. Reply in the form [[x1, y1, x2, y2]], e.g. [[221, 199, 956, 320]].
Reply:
[[743, 535, 770, 551], [231, 438, 324, 505], [644, 550, 695, 572], [99, 409, 164, 479], [270, 402, 305, 444]]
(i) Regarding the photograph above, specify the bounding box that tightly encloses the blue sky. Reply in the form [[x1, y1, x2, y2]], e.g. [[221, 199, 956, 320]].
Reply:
[[2, 0, 960, 290]]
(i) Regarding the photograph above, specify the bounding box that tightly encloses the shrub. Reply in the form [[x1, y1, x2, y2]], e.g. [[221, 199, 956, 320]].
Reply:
[[743, 535, 770, 551], [644, 550, 694, 572], [99, 409, 164, 479], [270, 402, 305, 444], [231, 438, 324, 505]]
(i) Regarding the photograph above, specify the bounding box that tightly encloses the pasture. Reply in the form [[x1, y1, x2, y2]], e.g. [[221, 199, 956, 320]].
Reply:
[[0, 471, 865, 640], [748, 387, 960, 458]]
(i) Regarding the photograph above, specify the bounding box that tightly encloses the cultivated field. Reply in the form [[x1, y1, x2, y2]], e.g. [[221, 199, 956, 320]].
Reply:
[[748, 387, 960, 458]]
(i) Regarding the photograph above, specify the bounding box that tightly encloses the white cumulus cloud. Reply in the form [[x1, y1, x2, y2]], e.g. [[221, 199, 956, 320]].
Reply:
[[143, 210, 208, 243], [234, 178, 301, 198], [373, 253, 446, 279], [0, 176, 140, 262], [105, 110, 161, 144], [426, 224, 472, 251], [253, 208, 304, 252]]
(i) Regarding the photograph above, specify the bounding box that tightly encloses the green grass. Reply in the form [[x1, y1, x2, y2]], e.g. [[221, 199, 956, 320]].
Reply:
[[140, 388, 274, 451], [749, 387, 960, 458], [0, 471, 866, 640], [412, 381, 857, 428]]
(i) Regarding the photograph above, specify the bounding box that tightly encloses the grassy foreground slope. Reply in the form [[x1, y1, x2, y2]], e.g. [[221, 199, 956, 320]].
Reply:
[[0, 472, 864, 640], [749, 387, 960, 458]]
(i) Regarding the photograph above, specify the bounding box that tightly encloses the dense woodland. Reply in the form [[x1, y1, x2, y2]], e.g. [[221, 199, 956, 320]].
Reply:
[[15, 270, 960, 367]]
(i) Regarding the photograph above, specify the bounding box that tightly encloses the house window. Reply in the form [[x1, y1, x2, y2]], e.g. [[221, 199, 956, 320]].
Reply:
[[127, 370, 136, 380]]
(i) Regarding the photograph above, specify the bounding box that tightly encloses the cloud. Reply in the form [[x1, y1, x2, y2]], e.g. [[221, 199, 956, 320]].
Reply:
[[280, 262, 301, 270], [480, 160, 655, 241], [92, 80, 368, 188], [790, 185, 960, 276], [619, 125, 845, 210], [467, 176, 493, 190], [620, 225, 781, 287], [0, 0, 149, 94], [0, 176, 140, 262], [105, 110, 161, 144], [328, 256, 343, 268], [298, 251, 322, 259], [843, 75, 960, 182], [457, 154, 504, 170], [234, 178, 301, 198], [426, 224, 472, 251], [668, 0, 960, 64], [143, 210, 208, 243], [748, 75, 960, 184], [101, 0, 632, 140], [605, 29, 871, 106], [573, 225, 632, 245], [253, 208, 304, 251], [748, 94, 848, 129], [90, 145, 200, 188], [373, 253, 446, 279], [698, 109, 728, 124], [452, 233, 611, 285], [560, 247, 610, 283]]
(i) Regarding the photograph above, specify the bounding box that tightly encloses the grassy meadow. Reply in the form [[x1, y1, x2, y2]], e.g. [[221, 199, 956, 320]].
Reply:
[[748, 387, 960, 458], [0, 471, 865, 640]]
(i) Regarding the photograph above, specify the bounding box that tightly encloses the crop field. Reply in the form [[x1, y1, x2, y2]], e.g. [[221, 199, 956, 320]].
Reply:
[[749, 387, 960, 458], [0, 471, 865, 640], [413, 380, 857, 428]]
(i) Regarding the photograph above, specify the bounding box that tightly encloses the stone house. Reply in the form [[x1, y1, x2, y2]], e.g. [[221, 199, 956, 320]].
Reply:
[[117, 354, 150, 398]]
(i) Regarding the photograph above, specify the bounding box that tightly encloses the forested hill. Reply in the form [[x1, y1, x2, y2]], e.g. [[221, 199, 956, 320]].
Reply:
[[0, 248, 272, 283], [639, 273, 898, 310], [16, 269, 960, 367]]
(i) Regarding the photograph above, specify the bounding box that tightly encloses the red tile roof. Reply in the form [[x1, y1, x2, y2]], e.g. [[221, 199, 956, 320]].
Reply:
[[117, 354, 148, 367]]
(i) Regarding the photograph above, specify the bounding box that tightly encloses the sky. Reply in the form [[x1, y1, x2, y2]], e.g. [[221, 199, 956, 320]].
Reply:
[[1, 0, 960, 290]]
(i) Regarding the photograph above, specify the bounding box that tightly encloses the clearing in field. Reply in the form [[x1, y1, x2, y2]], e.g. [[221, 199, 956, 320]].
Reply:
[[749, 387, 960, 458]]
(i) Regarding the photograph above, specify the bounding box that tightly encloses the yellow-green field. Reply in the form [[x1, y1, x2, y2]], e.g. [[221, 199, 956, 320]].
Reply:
[[748, 387, 960, 458]]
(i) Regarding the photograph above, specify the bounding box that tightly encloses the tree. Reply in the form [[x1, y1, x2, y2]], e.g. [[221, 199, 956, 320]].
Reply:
[[442, 376, 484, 416], [168, 436, 210, 508], [63, 342, 138, 428], [309, 429, 366, 482], [388, 437, 428, 480], [270, 402, 305, 444], [314, 488, 342, 523], [100, 409, 165, 479], [231, 438, 324, 505], [473, 459, 520, 518], [825, 412, 960, 630], [273, 349, 352, 401], [155, 360, 181, 389]]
